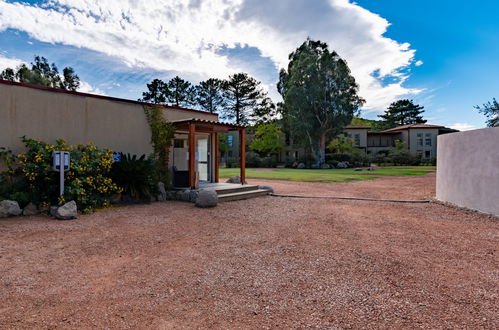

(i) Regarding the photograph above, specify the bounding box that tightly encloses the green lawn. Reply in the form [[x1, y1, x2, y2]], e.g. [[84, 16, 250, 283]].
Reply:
[[219, 166, 436, 183]]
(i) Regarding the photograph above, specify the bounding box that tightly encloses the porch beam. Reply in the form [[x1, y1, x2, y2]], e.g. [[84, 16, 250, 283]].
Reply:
[[239, 128, 246, 185], [213, 132, 219, 183], [188, 122, 196, 188]]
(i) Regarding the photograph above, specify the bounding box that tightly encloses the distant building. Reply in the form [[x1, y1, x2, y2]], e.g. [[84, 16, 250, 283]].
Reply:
[[344, 124, 459, 159]]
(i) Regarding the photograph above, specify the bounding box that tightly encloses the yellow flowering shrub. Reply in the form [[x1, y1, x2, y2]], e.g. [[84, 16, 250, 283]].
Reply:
[[16, 136, 122, 213]]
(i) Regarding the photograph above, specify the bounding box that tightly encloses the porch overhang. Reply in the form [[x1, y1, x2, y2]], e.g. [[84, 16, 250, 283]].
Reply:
[[171, 118, 247, 189]]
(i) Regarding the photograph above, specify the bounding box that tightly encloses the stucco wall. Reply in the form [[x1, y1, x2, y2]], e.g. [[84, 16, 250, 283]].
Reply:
[[0, 83, 217, 157], [436, 127, 499, 216], [408, 128, 438, 158], [344, 128, 368, 147]]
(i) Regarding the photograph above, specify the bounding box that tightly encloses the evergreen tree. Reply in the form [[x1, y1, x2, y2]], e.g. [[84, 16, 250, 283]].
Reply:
[[0, 55, 80, 91], [278, 39, 364, 165], [166, 76, 196, 107], [222, 72, 272, 125], [378, 99, 426, 127], [140, 79, 167, 104], [195, 78, 225, 113], [475, 98, 499, 127]]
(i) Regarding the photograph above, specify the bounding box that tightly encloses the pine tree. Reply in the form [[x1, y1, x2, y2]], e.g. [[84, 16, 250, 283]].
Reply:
[[378, 99, 426, 127], [195, 78, 225, 113]]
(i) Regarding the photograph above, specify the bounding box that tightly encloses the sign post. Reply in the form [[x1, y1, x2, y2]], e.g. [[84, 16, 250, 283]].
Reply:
[[52, 151, 70, 196]]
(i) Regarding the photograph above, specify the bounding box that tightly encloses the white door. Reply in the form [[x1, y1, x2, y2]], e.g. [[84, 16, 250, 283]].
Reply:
[[196, 135, 210, 182]]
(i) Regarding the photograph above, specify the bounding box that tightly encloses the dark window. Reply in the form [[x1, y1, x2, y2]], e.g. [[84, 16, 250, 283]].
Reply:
[[174, 139, 184, 148], [425, 135, 432, 146], [228, 151, 233, 157], [354, 134, 360, 146], [228, 135, 233, 147], [425, 150, 431, 158]]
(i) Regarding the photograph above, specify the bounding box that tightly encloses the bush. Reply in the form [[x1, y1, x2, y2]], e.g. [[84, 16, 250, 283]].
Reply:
[[259, 156, 277, 168], [14, 137, 121, 213], [110, 153, 156, 201], [297, 154, 315, 168], [388, 148, 421, 166], [326, 159, 339, 168]]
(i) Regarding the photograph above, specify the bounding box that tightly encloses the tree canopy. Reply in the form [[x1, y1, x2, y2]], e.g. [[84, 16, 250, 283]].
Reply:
[[0, 56, 80, 91], [195, 78, 226, 113], [250, 122, 284, 157], [378, 99, 426, 128], [278, 38, 365, 165], [475, 98, 499, 127]]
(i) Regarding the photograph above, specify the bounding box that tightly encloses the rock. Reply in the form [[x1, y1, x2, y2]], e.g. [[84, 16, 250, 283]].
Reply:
[[226, 176, 247, 184], [54, 200, 78, 220], [110, 193, 122, 204], [22, 202, 39, 216], [50, 206, 59, 217], [336, 161, 349, 169], [297, 163, 306, 169], [354, 167, 362, 171], [189, 190, 199, 203], [157, 182, 167, 201], [259, 185, 274, 193], [0, 200, 22, 218], [195, 189, 218, 208], [321, 163, 330, 169]]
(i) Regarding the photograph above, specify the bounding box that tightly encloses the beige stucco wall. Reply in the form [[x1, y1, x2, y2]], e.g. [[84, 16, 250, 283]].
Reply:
[[436, 127, 499, 216], [408, 128, 438, 157], [0, 83, 217, 157], [344, 128, 368, 148]]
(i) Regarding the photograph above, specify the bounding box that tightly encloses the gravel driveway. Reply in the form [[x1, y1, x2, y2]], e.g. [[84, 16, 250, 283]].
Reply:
[[1, 173, 498, 329]]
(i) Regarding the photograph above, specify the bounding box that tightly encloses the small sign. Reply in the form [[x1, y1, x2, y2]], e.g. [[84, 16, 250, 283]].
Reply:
[[52, 151, 70, 172], [113, 153, 121, 162]]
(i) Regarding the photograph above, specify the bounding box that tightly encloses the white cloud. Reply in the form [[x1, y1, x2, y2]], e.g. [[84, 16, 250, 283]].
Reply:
[[78, 81, 106, 95], [415, 60, 423, 66], [449, 123, 478, 131], [0, 54, 24, 70], [0, 0, 423, 112]]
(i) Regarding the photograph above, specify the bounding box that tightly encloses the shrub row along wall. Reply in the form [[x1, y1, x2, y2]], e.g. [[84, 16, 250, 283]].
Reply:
[[436, 127, 499, 216]]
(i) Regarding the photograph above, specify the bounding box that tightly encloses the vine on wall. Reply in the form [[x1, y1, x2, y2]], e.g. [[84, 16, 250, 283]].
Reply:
[[143, 105, 175, 186]]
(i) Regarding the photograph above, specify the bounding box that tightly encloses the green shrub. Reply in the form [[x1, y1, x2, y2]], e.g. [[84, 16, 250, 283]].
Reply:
[[326, 159, 339, 168], [110, 153, 156, 201]]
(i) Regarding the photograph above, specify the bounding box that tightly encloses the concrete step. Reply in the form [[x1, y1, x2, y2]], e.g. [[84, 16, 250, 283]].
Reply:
[[212, 184, 259, 195], [217, 189, 270, 202]]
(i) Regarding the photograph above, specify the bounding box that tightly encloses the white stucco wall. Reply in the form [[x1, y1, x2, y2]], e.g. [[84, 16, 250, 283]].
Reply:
[[436, 127, 499, 216]]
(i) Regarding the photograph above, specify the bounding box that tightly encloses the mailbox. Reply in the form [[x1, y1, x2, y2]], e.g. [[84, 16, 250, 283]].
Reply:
[[52, 151, 70, 172]]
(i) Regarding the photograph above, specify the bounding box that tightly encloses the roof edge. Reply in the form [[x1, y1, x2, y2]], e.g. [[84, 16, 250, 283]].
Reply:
[[0, 79, 218, 117]]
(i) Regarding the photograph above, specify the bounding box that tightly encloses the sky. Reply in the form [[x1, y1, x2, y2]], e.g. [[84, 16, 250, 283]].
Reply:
[[0, 0, 497, 130]]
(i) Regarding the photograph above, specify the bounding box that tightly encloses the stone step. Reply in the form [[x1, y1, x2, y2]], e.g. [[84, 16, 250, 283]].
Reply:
[[217, 189, 270, 202], [212, 184, 259, 195]]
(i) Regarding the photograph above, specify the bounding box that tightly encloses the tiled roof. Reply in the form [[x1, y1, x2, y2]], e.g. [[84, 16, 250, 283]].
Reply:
[[382, 124, 444, 132], [171, 118, 245, 129]]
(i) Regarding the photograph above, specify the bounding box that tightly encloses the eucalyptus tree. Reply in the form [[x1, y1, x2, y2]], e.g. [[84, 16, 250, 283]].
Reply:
[[278, 39, 365, 165]]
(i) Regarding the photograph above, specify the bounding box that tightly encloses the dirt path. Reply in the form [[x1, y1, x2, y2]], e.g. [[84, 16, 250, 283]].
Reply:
[[1, 174, 497, 329]]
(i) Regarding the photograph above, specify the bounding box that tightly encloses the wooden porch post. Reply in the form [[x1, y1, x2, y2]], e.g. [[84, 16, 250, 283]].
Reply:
[[213, 132, 219, 183], [239, 128, 246, 185], [188, 122, 196, 188]]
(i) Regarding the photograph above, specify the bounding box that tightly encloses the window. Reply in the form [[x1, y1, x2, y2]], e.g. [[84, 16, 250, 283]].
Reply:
[[425, 133, 432, 146], [227, 135, 233, 147], [228, 151, 233, 157], [174, 139, 184, 148], [354, 134, 360, 146], [294, 151, 299, 159], [425, 150, 431, 158], [417, 133, 423, 147]]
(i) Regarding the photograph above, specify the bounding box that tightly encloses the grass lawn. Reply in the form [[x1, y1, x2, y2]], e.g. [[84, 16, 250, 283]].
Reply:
[[219, 166, 436, 183]]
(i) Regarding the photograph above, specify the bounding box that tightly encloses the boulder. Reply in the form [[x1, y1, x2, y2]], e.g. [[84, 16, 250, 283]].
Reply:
[[226, 176, 246, 184], [259, 185, 274, 193], [22, 202, 39, 216], [157, 182, 167, 201], [354, 167, 362, 171], [297, 163, 306, 169], [195, 189, 218, 208], [189, 190, 199, 203], [0, 200, 22, 218], [321, 163, 330, 169], [54, 200, 78, 220], [50, 206, 59, 217], [336, 161, 349, 169]]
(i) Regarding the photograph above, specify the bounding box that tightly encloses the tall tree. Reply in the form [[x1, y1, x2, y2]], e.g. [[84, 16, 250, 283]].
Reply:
[[195, 78, 226, 113], [250, 122, 284, 157], [475, 98, 499, 127], [166, 76, 195, 107], [278, 39, 365, 165], [140, 79, 167, 104], [222, 72, 271, 125], [0, 55, 80, 91], [378, 99, 426, 127]]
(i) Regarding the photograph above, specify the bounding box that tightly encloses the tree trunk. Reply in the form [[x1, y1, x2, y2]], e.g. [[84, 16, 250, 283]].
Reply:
[[317, 132, 327, 166]]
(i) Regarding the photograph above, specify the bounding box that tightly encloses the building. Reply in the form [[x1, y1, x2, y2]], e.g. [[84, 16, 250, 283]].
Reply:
[[0, 80, 247, 188], [344, 124, 458, 159]]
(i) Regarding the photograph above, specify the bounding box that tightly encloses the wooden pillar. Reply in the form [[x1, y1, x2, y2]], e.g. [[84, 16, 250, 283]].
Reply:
[[239, 128, 246, 185], [213, 132, 219, 183], [188, 122, 196, 188]]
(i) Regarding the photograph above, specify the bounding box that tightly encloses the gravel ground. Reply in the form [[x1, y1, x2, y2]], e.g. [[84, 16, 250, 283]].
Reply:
[[1, 173, 498, 329]]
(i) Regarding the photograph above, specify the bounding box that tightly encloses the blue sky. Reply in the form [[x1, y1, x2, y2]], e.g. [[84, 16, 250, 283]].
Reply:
[[0, 0, 497, 130]]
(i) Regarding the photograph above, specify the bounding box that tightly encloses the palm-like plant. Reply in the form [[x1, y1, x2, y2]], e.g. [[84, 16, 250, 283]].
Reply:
[[110, 153, 157, 201]]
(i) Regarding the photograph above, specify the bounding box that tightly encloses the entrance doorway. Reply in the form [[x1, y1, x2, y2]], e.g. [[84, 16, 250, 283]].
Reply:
[[196, 134, 211, 182]]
